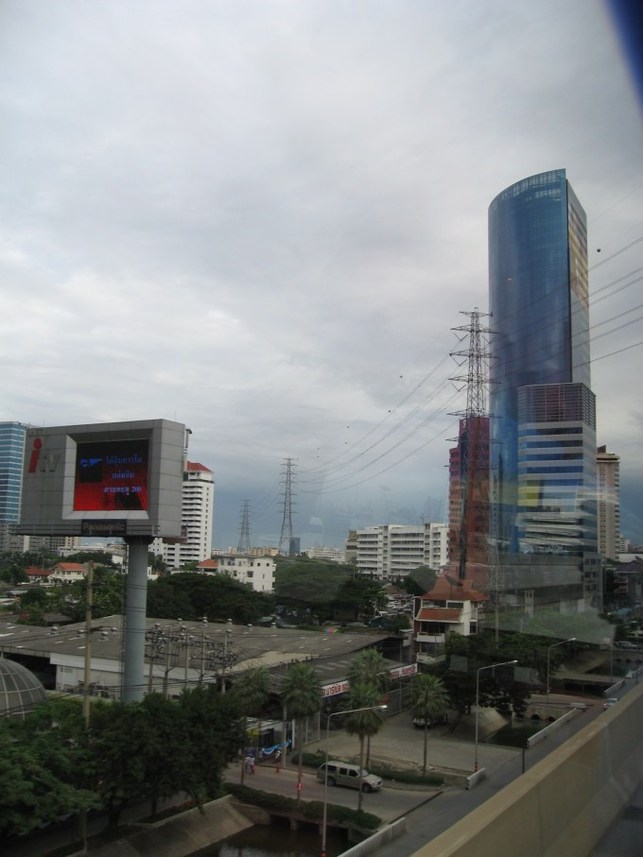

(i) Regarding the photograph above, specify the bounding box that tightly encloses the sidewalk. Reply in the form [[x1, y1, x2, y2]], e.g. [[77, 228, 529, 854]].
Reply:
[[309, 709, 519, 777]]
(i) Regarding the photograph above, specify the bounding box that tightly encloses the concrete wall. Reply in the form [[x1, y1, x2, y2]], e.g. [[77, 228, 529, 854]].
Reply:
[[91, 796, 253, 857], [408, 684, 643, 857]]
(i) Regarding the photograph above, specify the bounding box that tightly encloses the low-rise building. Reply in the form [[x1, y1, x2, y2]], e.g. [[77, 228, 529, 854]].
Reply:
[[24, 566, 52, 584], [49, 562, 87, 584], [413, 576, 486, 661], [197, 554, 275, 593]]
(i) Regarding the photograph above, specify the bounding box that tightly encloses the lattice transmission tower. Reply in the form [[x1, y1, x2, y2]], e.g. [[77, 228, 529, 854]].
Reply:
[[278, 458, 297, 555], [449, 308, 491, 581], [237, 500, 251, 553]]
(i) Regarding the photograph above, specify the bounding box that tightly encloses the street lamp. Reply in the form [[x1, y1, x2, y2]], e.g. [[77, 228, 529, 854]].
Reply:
[[321, 704, 387, 857], [545, 638, 575, 708], [474, 660, 517, 772]]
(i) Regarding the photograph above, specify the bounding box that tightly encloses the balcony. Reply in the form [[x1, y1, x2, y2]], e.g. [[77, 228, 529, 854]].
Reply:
[[415, 632, 445, 645]]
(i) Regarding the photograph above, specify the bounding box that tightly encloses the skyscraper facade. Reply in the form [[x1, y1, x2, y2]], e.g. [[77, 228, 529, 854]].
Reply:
[[488, 170, 597, 559], [0, 421, 27, 551], [596, 445, 620, 561]]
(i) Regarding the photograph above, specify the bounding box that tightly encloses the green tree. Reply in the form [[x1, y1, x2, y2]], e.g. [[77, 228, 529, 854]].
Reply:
[[0, 563, 27, 585], [410, 673, 450, 773], [47, 567, 125, 622], [177, 685, 245, 804], [347, 648, 390, 765], [16, 587, 49, 625], [88, 701, 152, 829], [230, 667, 270, 784], [64, 551, 118, 568], [347, 648, 390, 693], [0, 699, 97, 839], [274, 558, 350, 619], [281, 662, 322, 802], [344, 684, 386, 812], [148, 552, 168, 575], [147, 573, 274, 624], [333, 577, 387, 623], [404, 566, 438, 595], [136, 693, 188, 817], [0, 734, 97, 838]]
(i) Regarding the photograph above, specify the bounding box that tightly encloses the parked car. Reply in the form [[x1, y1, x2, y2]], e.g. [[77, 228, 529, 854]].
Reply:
[[316, 761, 383, 792]]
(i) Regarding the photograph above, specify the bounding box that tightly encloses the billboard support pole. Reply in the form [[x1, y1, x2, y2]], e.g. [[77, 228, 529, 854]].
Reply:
[[123, 537, 152, 703]]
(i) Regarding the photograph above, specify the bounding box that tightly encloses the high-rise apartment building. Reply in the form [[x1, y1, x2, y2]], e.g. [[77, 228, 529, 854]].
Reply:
[[488, 170, 597, 560], [352, 523, 448, 580], [596, 445, 620, 561], [161, 462, 214, 569]]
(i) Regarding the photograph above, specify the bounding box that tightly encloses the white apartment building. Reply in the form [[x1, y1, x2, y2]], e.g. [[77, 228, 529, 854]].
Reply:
[[205, 555, 275, 592], [352, 523, 448, 580], [158, 462, 214, 570], [306, 546, 344, 562]]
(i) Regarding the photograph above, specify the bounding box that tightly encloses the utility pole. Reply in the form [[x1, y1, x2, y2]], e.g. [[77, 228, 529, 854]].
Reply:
[[80, 561, 94, 854], [82, 561, 94, 725]]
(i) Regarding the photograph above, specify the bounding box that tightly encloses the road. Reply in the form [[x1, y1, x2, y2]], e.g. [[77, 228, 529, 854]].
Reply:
[[230, 692, 617, 857], [226, 762, 440, 823]]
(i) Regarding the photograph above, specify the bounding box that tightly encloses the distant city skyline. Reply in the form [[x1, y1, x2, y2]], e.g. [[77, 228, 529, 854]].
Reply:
[[1, 1, 641, 551]]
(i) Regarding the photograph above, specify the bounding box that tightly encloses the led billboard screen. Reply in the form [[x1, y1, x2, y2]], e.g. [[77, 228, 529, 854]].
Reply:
[[74, 438, 150, 512], [18, 419, 186, 538]]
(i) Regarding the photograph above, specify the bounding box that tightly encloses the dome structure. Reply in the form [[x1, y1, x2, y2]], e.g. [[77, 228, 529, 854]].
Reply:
[[0, 657, 47, 720]]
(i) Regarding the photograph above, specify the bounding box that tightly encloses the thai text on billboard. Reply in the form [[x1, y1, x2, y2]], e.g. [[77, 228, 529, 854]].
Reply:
[[73, 439, 149, 512]]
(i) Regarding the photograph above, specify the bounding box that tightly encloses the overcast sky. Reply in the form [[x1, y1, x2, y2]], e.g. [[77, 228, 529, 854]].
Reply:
[[2, 0, 642, 550]]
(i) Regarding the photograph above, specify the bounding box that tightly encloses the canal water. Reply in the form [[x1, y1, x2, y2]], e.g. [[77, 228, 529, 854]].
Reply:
[[195, 819, 349, 857]]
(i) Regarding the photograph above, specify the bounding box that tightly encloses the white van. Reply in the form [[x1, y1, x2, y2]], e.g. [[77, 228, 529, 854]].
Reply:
[[316, 761, 383, 792]]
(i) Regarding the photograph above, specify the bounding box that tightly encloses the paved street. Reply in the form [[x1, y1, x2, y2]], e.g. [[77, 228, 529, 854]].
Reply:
[[225, 760, 440, 823], [227, 697, 595, 827], [229, 693, 612, 857]]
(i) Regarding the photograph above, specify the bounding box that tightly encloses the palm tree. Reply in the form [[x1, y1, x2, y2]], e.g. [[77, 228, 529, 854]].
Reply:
[[281, 662, 322, 802], [347, 648, 389, 765], [344, 683, 386, 812], [230, 667, 270, 784], [410, 673, 450, 774], [347, 648, 390, 693]]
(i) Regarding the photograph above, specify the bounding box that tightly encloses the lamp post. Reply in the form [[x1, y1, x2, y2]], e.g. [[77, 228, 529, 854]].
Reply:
[[474, 660, 517, 772], [545, 637, 575, 708], [321, 704, 387, 857]]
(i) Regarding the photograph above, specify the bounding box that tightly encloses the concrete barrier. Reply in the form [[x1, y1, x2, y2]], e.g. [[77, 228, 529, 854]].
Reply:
[[91, 795, 253, 857], [406, 683, 643, 857], [464, 768, 487, 790], [527, 705, 584, 747]]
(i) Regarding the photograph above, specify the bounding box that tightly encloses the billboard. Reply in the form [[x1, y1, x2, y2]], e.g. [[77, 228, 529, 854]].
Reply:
[[19, 419, 186, 539]]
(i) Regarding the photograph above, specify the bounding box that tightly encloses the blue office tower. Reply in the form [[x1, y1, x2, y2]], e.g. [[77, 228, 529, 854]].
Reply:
[[488, 170, 597, 559], [0, 421, 27, 550]]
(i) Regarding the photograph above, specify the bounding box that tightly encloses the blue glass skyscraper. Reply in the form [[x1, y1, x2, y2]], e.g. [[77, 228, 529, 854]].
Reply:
[[0, 421, 27, 550], [488, 170, 597, 558]]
